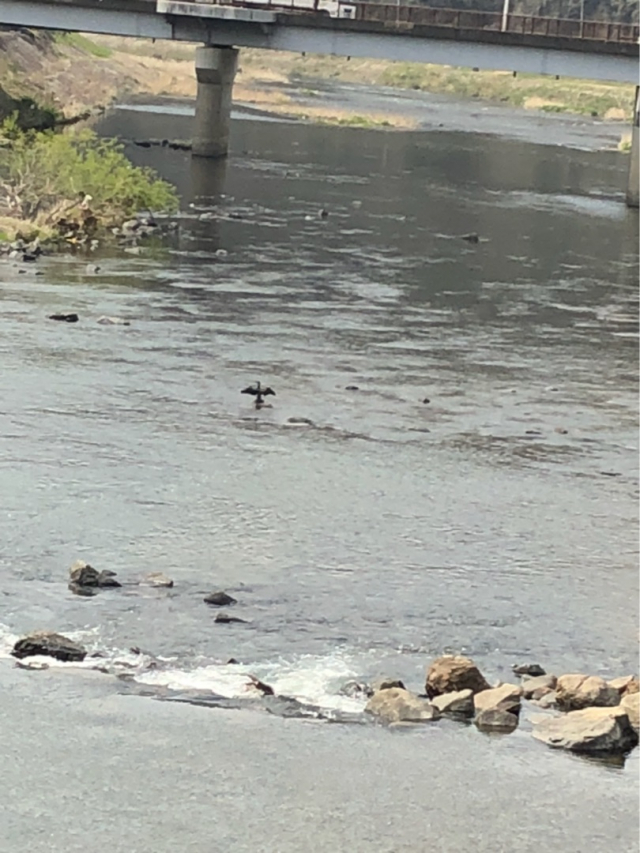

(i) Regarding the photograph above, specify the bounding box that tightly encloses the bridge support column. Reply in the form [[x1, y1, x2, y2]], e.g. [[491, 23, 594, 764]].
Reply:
[[626, 86, 639, 209], [192, 46, 238, 158]]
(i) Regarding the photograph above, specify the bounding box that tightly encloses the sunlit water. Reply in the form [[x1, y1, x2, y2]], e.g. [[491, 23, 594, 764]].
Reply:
[[0, 96, 637, 851]]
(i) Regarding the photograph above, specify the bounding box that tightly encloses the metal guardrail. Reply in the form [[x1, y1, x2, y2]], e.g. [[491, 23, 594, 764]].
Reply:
[[339, 3, 640, 43], [161, 0, 639, 43]]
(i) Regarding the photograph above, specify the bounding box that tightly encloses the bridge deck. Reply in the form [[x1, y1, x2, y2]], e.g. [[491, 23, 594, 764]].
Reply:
[[1, 0, 638, 82]]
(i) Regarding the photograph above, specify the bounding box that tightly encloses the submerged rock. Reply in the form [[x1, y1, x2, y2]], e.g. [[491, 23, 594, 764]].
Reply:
[[49, 313, 79, 323], [97, 316, 131, 326], [512, 663, 546, 677], [431, 688, 475, 717], [203, 591, 237, 607], [247, 675, 274, 696], [215, 613, 248, 624], [556, 674, 620, 711], [340, 680, 374, 699], [140, 572, 174, 588], [532, 706, 638, 754], [365, 688, 441, 725], [12, 631, 86, 662], [425, 655, 490, 699]]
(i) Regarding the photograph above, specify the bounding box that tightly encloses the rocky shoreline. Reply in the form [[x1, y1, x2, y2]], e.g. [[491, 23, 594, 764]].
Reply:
[[8, 561, 639, 762]]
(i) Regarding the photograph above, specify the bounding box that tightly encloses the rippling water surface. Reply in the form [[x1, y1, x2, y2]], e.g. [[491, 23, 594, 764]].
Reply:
[[0, 101, 637, 851]]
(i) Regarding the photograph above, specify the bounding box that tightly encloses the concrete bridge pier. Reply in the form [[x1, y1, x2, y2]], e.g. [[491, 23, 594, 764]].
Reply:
[[626, 86, 639, 208], [192, 45, 238, 158]]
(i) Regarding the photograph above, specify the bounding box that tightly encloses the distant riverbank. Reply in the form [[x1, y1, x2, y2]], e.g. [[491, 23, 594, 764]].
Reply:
[[0, 29, 635, 140]]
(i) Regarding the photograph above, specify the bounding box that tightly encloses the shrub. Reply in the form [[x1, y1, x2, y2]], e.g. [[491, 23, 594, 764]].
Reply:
[[0, 126, 178, 229]]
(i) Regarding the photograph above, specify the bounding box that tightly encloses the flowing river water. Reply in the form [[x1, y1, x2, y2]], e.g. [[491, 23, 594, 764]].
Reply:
[[0, 89, 638, 851]]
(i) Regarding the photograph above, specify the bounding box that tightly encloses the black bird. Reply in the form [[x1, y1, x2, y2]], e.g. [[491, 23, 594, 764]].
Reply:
[[241, 381, 275, 407]]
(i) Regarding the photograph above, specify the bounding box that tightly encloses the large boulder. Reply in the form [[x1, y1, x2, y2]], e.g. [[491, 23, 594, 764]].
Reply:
[[12, 631, 86, 662], [620, 693, 639, 733], [365, 688, 441, 725], [425, 655, 490, 698], [556, 674, 620, 711], [474, 683, 522, 716], [532, 706, 638, 754], [431, 688, 474, 717], [521, 674, 557, 700]]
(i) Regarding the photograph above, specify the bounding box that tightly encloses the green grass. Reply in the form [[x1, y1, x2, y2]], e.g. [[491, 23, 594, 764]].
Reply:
[[54, 32, 112, 58]]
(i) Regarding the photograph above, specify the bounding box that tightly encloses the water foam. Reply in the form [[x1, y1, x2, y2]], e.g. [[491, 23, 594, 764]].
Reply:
[[135, 651, 369, 714]]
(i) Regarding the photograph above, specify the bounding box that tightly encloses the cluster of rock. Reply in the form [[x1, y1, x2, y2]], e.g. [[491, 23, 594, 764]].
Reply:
[[66, 560, 175, 597], [363, 655, 639, 756]]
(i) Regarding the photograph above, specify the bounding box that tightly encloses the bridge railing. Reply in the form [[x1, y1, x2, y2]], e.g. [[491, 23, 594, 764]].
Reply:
[[339, 2, 639, 42]]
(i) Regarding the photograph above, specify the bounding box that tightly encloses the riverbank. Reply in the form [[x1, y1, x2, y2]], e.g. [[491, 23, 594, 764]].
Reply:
[[0, 29, 636, 134]]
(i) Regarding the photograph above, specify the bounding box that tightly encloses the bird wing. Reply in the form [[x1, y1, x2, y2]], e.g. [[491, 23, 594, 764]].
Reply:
[[264, 388, 276, 397], [241, 385, 258, 395]]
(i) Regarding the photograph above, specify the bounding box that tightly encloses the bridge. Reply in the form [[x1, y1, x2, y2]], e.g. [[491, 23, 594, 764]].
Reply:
[[1, 0, 638, 205]]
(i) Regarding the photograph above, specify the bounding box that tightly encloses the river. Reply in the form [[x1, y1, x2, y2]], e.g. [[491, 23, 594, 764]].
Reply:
[[0, 89, 638, 851]]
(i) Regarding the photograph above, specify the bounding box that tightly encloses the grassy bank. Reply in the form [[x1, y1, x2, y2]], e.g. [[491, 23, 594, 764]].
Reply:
[[0, 123, 178, 242], [92, 36, 635, 123]]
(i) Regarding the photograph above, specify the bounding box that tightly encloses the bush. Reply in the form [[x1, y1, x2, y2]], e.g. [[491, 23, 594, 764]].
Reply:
[[0, 126, 178, 230]]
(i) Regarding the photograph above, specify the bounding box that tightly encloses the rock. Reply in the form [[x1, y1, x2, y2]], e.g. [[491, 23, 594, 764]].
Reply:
[[475, 708, 519, 732], [68, 561, 120, 592], [370, 677, 406, 692], [97, 570, 121, 588], [608, 675, 639, 695], [140, 572, 174, 588], [286, 417, 314, 426], [365, 688, 441, 725], [48, 313, 79, 322], [474, 683, 522, 716], [556, 674, 620, 711], [203, 591, 237, 607], [340, 680, 374, 699], [69, 561, 100, 587], [97, 316, 131, 326], [512, 663, 546, 677], [521, 674, 557, 700], [214, 613, 248, 624], [430, 688, 474, 717], [12, 631, 87, 663], [68, 582, 99, 597], [425, 655, 490, 698], [14, 659, 50, 670], [247, 675, 274, 696], [345, 385, 359, 391], [533, 690, 558, 709], [532, 706, 638, 754], [620, 693, 639, 732]]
